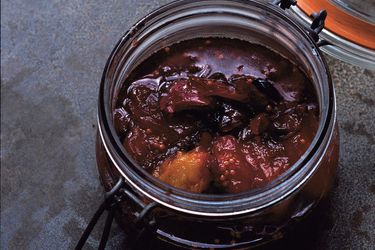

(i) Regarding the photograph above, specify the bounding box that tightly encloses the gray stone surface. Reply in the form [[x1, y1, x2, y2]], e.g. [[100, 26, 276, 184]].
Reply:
[[1, 1, 374, 249]]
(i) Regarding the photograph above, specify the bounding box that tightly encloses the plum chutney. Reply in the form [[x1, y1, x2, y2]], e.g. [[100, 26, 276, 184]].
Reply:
[[114, 38, 319, 194]]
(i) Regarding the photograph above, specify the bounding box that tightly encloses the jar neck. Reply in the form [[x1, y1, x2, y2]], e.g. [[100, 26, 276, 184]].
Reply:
[[98, 0, 335, 216]]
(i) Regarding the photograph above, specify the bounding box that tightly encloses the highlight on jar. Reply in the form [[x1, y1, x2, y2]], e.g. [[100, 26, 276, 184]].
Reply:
[[77, 0, 348, 249]]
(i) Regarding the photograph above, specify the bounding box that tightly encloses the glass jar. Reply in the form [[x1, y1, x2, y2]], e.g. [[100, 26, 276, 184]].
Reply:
[[96, 0, 339, 248]]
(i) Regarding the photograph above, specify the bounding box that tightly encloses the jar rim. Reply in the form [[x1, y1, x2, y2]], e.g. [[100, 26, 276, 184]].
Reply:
[[97, 0, 336, 216], [288, 1, 375, 69]]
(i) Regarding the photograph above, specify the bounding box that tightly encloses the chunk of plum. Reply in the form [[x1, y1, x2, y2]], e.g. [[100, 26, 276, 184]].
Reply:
[[253, 78, 282, 102], [167, 113, 203, 138], [211, 135, 290, 193], [230, 76, 269, 109], [159, 76, 251, 114], [269, 104, 306, 138], [209, 72, 228, 83], [113, 108, 131, 137], [216, 103, 247, 132], [159, 78, 215, 113], [238, 113, 270, 141], [126, 78, 166, 132], [248, 113, 270, 136], [242, 138, 289, 184], [154, 148, 212, 193], [282, 110, 319, 163], [123, 125, 167, 167], [211, 135, 257, 193]]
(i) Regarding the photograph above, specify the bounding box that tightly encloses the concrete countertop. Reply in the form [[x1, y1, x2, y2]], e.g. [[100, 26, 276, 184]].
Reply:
[[1, 1, 374, 249]]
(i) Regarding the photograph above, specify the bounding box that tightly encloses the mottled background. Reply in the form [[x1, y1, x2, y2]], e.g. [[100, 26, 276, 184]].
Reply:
[[1, 0, 374, 249]]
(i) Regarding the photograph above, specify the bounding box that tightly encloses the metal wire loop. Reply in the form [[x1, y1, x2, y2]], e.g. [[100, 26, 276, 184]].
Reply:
[[75, 178, 158, 250]]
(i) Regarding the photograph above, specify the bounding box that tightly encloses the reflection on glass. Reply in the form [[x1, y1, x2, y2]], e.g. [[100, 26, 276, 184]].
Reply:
[[331, 0, 375, 23]]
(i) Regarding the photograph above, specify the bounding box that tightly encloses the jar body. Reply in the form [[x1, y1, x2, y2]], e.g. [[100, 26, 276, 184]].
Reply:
[[95, 0, 339, 248], [96, 125, 339, 248]]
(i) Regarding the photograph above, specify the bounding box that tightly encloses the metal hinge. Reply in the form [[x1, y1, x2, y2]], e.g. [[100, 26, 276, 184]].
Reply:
[[273, 0, 297, 10], [274, 0, 331, 47]]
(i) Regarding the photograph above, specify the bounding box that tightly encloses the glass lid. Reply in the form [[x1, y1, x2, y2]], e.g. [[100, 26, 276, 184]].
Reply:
[[289, 0, 375, 69]]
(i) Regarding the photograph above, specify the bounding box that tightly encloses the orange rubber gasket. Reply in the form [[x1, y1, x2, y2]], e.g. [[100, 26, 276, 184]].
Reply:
[[297, 0, 375, 49]]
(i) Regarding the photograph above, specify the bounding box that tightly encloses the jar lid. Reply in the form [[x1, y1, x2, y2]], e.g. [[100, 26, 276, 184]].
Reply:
[[289, 0, 375, 69]]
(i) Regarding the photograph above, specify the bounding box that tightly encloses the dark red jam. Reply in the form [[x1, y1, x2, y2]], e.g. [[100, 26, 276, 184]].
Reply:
[[114, 38, 319, 194]]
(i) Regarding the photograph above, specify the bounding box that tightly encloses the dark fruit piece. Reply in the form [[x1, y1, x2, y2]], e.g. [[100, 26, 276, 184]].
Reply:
[[196, 64, 212, 78], [249, 113, 270, 136], [113, 108, 131, 136], [154, 148, 212, 193], [238, 113, 270, 142], [270, 104, 306, 138], [217, 103, 247, 133], [238, 127, 254, 141], [188, 65, 204, 74], [123, 126, 167, 167], [126, 78, 166, 132], [159, 77, 214, 113], [253, 78, 282, 101], [168, 113, 202, 138], [199, 132, 213, 150], [209, 72, 228, 83], [174, 131, 201, 152], [230, 76, 269, 109], [159, 76, 251, 113], [158, 66, 174, 76]]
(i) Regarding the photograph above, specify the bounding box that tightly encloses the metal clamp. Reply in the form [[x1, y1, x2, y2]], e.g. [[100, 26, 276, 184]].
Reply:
[[75, 178, 158, 250], [274, 0, 331, 47], [308, 10, 332, 47], [273, 0, 297, 10]]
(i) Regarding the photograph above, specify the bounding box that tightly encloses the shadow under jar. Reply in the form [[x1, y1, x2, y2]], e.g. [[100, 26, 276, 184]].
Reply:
[[96, 0, 339, 249]]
